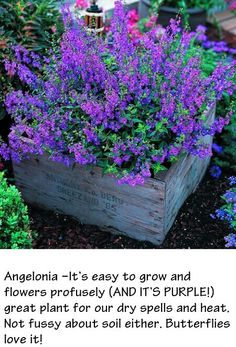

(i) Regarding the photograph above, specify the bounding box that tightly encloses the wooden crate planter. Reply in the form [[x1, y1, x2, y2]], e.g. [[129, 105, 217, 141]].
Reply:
[[12, 105, 215, 245]]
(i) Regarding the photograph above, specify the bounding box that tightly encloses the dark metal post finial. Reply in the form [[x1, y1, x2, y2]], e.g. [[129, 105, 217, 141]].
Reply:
[[85, 0, 104, 35], [88, 0, 100, 13]]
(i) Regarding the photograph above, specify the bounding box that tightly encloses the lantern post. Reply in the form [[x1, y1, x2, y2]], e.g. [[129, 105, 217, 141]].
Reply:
[[85, 0, 104, 35]]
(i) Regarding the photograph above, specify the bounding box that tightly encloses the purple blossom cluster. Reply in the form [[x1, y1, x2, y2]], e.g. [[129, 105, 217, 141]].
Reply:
[[212, 143, 223, 154], [196, 25, 236, 55], [214, 176, 236, 248], [0, 1, 236, 186], [224, 234, 236, 247], [210, 164, 222, 179]]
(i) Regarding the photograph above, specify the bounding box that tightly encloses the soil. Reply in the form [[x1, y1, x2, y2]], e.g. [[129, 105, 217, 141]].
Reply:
[[31, 165, 231, 249]]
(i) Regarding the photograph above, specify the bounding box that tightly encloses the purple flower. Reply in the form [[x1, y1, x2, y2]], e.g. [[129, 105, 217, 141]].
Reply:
[[195, 25, 207, 42], [224, 234, 236, 248], [201, 39, 236, 56], [141, 163, 151, 178], [224, 190, 236, 203], [212, 143, 223, 154], [196, 25, 207, 34], [229, 176, 236, 186], [216, 208, 233, 222], [210, 165, 222, 179]]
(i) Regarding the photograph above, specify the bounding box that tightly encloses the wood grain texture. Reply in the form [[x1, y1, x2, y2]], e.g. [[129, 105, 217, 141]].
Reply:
[[208, 10, 236, 34], [13, 157, 166, 244], [12, 104, 215, 245]]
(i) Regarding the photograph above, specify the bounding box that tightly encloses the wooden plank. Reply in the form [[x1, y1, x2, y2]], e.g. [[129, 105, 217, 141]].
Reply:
[[163, 104, 215, 232], [208, 10, 236, 35], [208, 10, 234, 24], [12, 103, 216, 245], [214, 10, 235, 22], [13, 155, 166, 244], [164, 155, 210, 232], [221, 17, 236, 31]]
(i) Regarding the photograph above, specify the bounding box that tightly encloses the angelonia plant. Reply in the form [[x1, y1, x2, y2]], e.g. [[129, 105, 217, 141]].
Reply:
[[195, 25, 236, 174], [213, 96, 236, 173], [214, 176, 236, 248], [0, 173, 32, 249], [196, 25, 236, 55], [1, 0, 236, 186], [0, 0, 63, 120]]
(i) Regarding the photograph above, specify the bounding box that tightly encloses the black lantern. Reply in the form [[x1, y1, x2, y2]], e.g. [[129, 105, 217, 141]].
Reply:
[[85, 0, 104, 35]]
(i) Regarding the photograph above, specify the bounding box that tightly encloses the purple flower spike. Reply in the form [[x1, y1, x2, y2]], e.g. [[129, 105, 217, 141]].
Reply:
[[225, 234, 236, 248], [210, 165, 222, 179]]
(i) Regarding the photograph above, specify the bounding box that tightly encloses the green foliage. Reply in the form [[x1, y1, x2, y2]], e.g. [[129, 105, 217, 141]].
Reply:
[[196, 45, 236, 172], [0, 0, 63, 51], [150, 0, 225, 26], [0, 0, 63, 120], [200, 49, 223, 76], [0, 173, 32, 249], [178, 33, 236, 174], [214, 94, 236, 172]]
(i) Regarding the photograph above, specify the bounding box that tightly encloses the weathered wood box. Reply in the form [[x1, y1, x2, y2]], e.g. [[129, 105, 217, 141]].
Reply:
[[208, 10, 236, 35], [12, 105, 215, 245]]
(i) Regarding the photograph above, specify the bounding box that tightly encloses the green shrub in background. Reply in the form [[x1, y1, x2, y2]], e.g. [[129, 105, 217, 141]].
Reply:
[[0, 0, 63, 120], [152, 0, 226, 12], [0, 0, 63, 51], [149, 0, 226, 27], [0, 173, 32, 249]]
